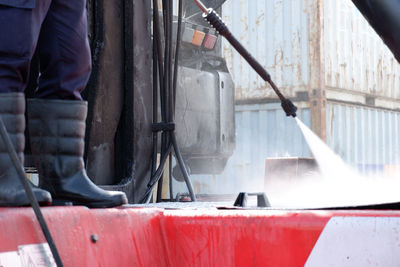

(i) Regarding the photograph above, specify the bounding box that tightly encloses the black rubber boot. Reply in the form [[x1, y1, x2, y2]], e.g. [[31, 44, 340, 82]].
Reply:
[[0, 93, 52, 206], [27, 99, 128, 208]]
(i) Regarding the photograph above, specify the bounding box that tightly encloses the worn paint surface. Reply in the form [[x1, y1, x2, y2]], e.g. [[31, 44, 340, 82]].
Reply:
[[0, 207, 167, 267], [1, 207, 400, 266], [324, 0, 400, 100], [306, 217, 400, 266], [222, 0, 310, 100], [222, 0, 400, 106]]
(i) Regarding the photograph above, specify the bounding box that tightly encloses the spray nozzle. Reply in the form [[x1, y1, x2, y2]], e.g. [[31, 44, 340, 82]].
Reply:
[[281, 98, 297, 117]]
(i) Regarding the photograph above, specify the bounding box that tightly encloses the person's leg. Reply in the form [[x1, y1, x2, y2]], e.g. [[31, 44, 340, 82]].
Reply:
[[0, 2, 51, 92], [28, 99, 128, 208], [28, 0, 127, 207], [35, 0, 91, 100], [0, 3, 52, 206]]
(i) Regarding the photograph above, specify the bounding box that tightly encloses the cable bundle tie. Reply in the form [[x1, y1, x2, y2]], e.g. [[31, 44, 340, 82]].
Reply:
[[152, 122, 175, 132]]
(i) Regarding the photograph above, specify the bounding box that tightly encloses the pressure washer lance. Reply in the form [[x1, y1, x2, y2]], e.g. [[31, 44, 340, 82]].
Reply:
[[193, 0, 297, 117]]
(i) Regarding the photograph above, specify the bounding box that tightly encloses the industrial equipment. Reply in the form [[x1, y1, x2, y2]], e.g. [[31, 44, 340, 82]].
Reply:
[[1, 0, 400, 266]]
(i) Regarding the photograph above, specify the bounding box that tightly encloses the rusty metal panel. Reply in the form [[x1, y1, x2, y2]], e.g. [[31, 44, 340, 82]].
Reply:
[[85, 0, 153, 202], [85, 0, 125, 185], [326, 102, 400, 173], [222, 0, 310, 100], [324, 0, 400, 100], [222, 0, 400, 105]]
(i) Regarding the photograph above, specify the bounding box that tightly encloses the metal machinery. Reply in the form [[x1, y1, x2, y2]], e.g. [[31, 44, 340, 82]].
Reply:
[[24, 0, 235, 203], [82, 0, 236, 202]]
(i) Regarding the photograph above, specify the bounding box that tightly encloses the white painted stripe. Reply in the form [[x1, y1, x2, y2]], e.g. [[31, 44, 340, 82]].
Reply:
[[0, 251, 21, 267], [305, 217, 400, 267], [0, 243, 55, 267]]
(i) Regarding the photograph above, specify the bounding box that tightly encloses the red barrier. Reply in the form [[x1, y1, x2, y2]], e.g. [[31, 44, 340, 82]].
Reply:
[[0, 207, 167, 266], [0, 207, 399, 266]]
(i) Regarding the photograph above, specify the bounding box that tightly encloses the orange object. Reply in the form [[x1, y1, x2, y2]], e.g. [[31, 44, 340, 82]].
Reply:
[[192, 30, 206, 46]]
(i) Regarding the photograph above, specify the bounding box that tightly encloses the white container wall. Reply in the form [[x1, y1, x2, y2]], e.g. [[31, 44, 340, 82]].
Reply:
[[222, 0, 310, 99], [324, 0, 400, 100], [326, 102, 400, 173], [221, 0, 400, 104]]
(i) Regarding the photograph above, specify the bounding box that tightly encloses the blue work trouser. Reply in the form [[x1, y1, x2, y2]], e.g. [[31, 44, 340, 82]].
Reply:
[[0, 0, 91, 100]]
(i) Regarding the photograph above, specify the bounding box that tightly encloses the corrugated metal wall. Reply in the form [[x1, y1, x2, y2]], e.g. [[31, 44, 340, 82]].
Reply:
[[326, 102, 400, 172], [221, 0, 400, 101], [324, 0, 400, 99], [222, 0, 310, 100], [230, 103, 311, 163]]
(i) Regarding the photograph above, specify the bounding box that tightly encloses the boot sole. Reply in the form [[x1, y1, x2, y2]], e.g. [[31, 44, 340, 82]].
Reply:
[[52, 199, 127, 209], [0, 199, 52, 207]]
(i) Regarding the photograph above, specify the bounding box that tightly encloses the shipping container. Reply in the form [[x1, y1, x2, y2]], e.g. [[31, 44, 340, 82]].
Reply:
[[222, 0, 310, 100], [326, 102, 400, 173], [324, 0, 400, 101], [221, 0, 400, 109]]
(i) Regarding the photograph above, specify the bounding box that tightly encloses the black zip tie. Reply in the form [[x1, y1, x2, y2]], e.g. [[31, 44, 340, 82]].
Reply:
[[152, 122, 175, 132]]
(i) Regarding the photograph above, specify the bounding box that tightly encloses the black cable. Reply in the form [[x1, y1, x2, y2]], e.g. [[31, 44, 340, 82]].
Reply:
[[144, 0, 197, 203], [151, 0, 163, 179], [150, 0, 169, 203], [0, 117, 63, 267], [163, 0, 174, 202], [169, 155, 173, 200], [167, 0, 183, 202], [151, 12, 159, 182], [172, 0, 183, 115], [153, 0, 167, 203], [143, 143, 173, 203], [153, 0, 165, 114], [160, 0, 168, 126], [171, 132, 196, 201], [157, 0, 172, 202], [158, 0, 175, 202], [169, 0, 196, 201], [166, 0, 173, 123], [195, 1, 298, 117]]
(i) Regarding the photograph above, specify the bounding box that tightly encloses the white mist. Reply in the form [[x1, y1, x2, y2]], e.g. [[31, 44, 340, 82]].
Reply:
[[266, 118, 400, 208]]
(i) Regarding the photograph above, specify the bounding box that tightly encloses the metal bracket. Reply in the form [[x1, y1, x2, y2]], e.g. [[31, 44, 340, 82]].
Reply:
[[234, 192, 271, 208]]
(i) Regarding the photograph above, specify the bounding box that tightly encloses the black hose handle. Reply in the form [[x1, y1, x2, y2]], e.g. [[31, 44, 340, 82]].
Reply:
[[204, 9, 297, 117]]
